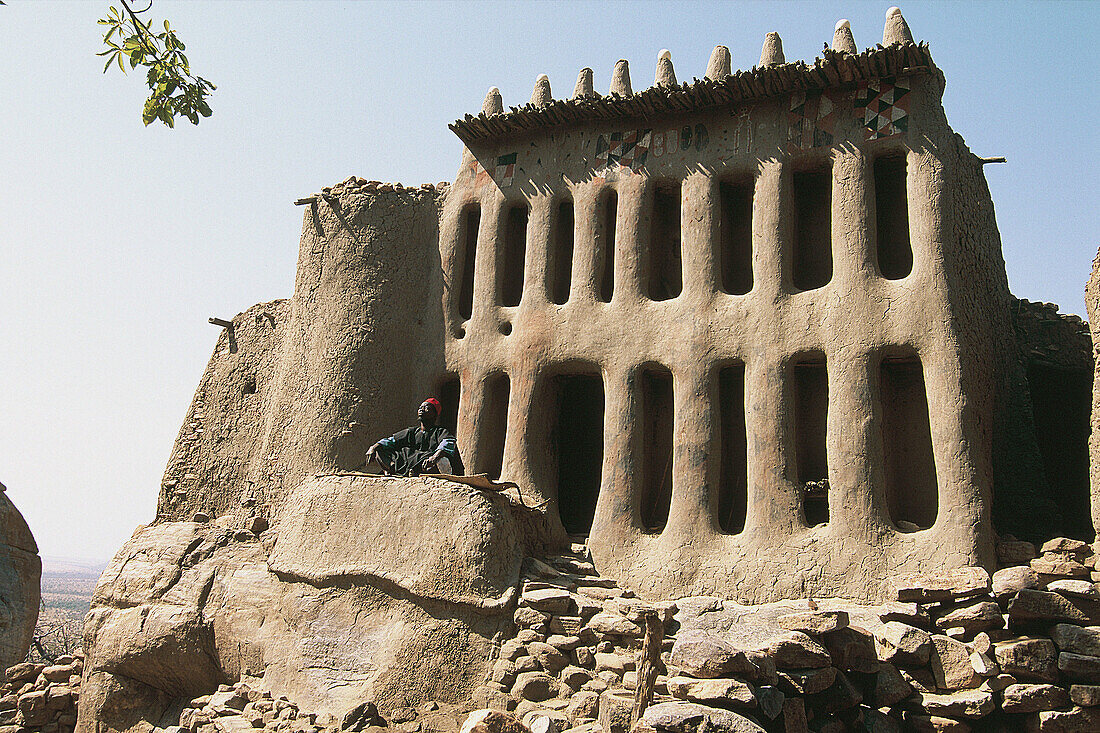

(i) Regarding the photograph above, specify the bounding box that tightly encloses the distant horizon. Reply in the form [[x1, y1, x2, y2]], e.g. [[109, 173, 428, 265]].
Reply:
[[41, 556, 110, 570]]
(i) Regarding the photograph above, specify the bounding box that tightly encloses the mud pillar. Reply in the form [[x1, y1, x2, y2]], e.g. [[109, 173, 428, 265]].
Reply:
[[248, 187, 446, 514]]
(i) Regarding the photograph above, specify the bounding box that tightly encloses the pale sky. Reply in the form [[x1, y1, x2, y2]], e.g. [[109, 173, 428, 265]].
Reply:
[[1, 1, 1097, 562]]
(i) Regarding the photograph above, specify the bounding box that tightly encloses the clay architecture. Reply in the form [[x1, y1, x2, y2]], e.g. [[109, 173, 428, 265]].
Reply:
[[77, 7, 1099, 733]]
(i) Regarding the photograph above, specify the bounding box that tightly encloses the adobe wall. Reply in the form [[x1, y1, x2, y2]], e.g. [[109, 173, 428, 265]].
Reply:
[[1085, 249, 1100, 540], [1007, 299, 1094, 541], [158, 299, 289, 522], [157, 181, 448, 524], [441, 48, 1006, 603]]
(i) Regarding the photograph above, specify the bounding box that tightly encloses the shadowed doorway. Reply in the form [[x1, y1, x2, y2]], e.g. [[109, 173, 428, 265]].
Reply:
[[556, 373, 605, 535]]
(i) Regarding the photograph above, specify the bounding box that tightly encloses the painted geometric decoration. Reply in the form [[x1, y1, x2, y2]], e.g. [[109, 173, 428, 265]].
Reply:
[[854, 78, 910, 139], [788, 90, 838, 153], [494, 152, 517, 188], [468, 152, 518, 188], [595, 129, 651, 172]]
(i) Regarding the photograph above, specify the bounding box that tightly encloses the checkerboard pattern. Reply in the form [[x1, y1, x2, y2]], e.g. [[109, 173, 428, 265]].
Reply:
[[855, 78, 910, 140]]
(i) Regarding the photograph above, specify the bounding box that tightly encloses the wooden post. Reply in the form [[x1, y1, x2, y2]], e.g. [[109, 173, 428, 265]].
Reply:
[[631, 609, 663, 726]]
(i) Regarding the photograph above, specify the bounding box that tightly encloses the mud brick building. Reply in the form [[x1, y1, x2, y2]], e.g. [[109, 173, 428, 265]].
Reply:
[[154, 11, 1090, 605]]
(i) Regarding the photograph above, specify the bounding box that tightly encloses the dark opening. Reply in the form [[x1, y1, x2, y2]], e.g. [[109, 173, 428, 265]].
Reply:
[[437, 376, 460, 436], [640, 366, 675, 532], [875, 156, 912, 280], [717, 363, 748, 534], [792, 168, 832, 291], [880, 355, 937, 530], [501, 205, 528, 307], [793, 354, 829, 525], [648, 183, 683, 301], [551, 200, 575, 305], [598, 190, 617, 303], [458, 206, 480, 320], [1027, 362, 1095, 541], [718, 179, 754, 296], [242, 378, 257, 396], [556, 374, 605, 535], [474, 373, 509, 480]]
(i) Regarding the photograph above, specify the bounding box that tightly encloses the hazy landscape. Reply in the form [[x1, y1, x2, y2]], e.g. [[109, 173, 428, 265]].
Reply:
[[40, 557, 106, 619], [29, 557, 106, 661]]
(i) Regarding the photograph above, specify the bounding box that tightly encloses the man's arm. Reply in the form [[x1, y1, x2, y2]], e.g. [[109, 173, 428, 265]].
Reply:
[[366, 429, 411, 465], [423, 433, 459, 470]]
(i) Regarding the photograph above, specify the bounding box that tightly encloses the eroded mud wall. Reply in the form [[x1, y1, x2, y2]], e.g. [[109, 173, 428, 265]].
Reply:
[[157, 300, 289, 521], [157, 182, 448, 523], [1085, 250, 1100, 539]]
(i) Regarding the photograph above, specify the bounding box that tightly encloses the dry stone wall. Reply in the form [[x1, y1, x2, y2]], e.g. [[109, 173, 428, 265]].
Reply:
[[1, 656, 82, 733], [471, 539, 1100, 732]]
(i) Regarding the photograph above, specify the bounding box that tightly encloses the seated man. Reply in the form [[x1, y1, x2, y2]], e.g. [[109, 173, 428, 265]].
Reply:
[[365, 398, 464, 477]]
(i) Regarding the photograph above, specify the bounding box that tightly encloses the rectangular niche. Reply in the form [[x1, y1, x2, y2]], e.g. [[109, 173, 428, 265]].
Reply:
[[555, 372, 605, 536], [717, 363, 747, 534], [473, 372, 509, 480], [458, 205, 480, 320], [550, 199, 574, 305], [598, 190, 617, 303], [718, 178, 754, 296], [500, 204, 528, 307], [791, 167, 832, 291], [1025, 362, 1094, 541], [648, 183, 683, 301], [880, 354, 938, 531], [436, 375, 460, 436], [639, 365, 675, 532], [875, 155, 913, 280], [792, 353, 829, 526]]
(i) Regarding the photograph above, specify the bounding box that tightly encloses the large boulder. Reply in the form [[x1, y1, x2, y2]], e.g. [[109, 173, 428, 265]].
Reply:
[[78, 475, 543, 733], [0, 484, 40, 669], [641, 702, 765, 733]]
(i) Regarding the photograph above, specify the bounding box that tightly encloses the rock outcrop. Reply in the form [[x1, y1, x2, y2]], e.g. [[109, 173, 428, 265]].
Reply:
[[77, 475, 545, 733], [0, 482, 40, 669]]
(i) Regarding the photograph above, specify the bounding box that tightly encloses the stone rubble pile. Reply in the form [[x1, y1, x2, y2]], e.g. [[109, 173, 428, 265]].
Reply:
[[0, 655, 82, 733], [475, 539, 1100, 733], [173, 680, 466, 733]]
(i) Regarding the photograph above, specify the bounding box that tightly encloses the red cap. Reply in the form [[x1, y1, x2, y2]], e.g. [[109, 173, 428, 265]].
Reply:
[[422, 398, 442, 414]]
